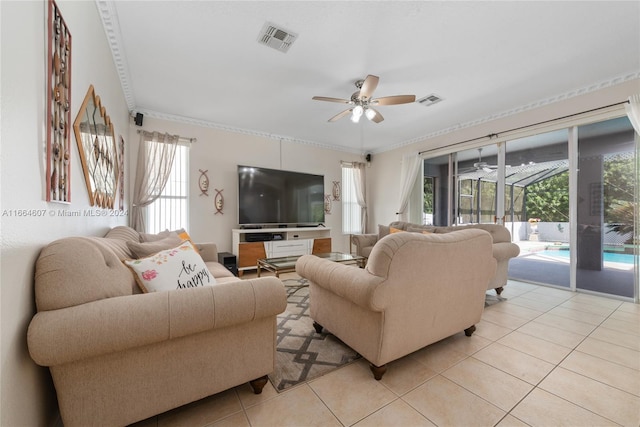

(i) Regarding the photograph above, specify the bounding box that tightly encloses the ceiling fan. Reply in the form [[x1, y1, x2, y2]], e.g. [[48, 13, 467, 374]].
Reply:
[[312, 74, 416, 124], [460, 148, 499, 173]]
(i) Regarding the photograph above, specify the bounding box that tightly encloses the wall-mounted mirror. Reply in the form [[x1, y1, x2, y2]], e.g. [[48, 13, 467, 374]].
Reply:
[[73, 85, 118, 208]]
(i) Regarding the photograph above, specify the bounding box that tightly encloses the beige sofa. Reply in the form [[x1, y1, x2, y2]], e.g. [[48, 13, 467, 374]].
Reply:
[[27, 226, 287, 427], [352, 221, 520, 294], [297, 229, 496, 380]]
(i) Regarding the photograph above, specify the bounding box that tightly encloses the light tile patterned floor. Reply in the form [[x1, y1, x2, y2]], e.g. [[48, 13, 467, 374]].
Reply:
[[132, 278, 640, 427]]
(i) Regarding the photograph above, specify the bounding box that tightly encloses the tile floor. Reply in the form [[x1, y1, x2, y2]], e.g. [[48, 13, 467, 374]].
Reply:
[[133, 278, 640, 427]]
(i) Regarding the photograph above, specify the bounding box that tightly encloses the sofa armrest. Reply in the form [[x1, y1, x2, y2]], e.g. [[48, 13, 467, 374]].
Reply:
[[351, 234, 378, 250], [296, 255, 385, 311], [492, 241, 521, 261], [27, 277, 286, 367], [195, 242, 219, 262]]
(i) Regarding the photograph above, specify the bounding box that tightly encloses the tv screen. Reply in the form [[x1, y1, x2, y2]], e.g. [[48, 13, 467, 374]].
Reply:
[[238, 165, 325, 226]]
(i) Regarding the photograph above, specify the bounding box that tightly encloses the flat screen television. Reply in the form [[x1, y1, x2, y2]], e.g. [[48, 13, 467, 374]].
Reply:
[[237, 165, 325, 226]]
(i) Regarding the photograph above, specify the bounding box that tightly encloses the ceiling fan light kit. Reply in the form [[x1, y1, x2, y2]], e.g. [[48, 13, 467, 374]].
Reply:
[[313, 74, 416, 124]]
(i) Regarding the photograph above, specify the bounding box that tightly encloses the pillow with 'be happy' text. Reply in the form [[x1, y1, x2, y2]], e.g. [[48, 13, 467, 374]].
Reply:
[[124, 240, 215, 293]]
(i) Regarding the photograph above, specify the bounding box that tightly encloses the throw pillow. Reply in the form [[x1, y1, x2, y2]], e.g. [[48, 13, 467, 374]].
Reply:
[[174, 228, 200, 253], [124, 240, 215, 293], [407, 226, 436, 234], [378, 224, 390, 238], [139, 229, 173, 242], [390, 227, 405, 233], [127, 234, 183, 258]]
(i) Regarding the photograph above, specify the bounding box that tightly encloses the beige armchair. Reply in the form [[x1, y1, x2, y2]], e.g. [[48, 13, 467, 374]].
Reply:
[[352, 221, 519, 294], [297, 229, 496, 380]]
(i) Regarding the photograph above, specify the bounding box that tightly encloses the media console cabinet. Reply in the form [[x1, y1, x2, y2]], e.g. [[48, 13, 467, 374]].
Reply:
[[232, 227, 331, 276]]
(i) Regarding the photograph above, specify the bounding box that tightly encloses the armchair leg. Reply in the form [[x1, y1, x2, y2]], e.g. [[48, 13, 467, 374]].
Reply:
[[249, 375, 268, 394], [313, 321, 323, 334], [369, 363, 387, 380], [495, 287, 504, 295], [464, 325, 476, 337]]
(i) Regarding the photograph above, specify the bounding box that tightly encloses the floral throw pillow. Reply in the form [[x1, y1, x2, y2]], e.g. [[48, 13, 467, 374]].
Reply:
[[124, 240, 216, 293]]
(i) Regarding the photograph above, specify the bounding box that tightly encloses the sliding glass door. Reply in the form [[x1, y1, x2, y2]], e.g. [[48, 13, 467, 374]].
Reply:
[[575, 117, 637, 298], [422, 115, 638, 300], [503, 130, 571, 288]]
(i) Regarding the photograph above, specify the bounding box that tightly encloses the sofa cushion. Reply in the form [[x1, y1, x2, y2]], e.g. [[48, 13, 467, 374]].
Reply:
[[126, 234, 183, 258], [35, 237, 136, 311], [139, 229, 173, 242], [124, 240, 216, 293], [85, 237, 134, 261], [105, 226, 140, 242]]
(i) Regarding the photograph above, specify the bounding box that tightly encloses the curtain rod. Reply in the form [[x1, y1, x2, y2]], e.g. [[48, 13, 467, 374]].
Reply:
[[136, 129, 196, 143], [418, 100, 629, 155]]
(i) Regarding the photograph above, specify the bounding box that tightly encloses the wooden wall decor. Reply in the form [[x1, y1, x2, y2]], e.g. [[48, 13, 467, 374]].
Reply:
[[72, 85, 118, 208], [332, 180, 341, 201], [324, 194, 332, 214], [214, 189, 224, 214], [198, 169, 209, 196], [46, 0, 72, 203]]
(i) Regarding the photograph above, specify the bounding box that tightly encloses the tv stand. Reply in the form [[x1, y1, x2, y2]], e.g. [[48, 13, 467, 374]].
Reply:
[[232, 227, 331, 276]]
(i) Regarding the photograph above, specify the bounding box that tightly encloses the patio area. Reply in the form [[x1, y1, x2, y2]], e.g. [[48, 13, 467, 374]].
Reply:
[[508, 237, 637, 299]]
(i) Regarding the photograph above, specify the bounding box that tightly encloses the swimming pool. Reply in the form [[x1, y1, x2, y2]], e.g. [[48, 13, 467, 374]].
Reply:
[[537, 249, 636, 265]]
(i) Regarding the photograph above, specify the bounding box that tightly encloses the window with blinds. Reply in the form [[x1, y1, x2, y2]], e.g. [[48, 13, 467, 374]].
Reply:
[[145, 143, 189, 234], [341, 165, 361, 234]]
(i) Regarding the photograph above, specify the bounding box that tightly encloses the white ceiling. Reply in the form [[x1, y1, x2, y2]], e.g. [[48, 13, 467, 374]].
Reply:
[[98, 1, 640, 154]]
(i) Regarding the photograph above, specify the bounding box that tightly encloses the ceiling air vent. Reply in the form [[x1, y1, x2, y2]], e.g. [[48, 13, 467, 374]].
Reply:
[[258, 22, 298, 53], [417, 94, 444, 106]]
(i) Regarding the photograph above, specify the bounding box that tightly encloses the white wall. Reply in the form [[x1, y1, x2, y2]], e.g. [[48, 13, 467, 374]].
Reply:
[[128, 116, 361, 254], [1, 1, 130, 425], [366, 79, 640, 231]]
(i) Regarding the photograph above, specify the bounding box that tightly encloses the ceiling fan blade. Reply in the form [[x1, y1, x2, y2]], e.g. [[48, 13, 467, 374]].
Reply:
[[367, 108, 384, 123], [358, 75, 379, 100], [371, 95, 416, 106], [312, 96, 352, 104], [328, 108, 352, 122]]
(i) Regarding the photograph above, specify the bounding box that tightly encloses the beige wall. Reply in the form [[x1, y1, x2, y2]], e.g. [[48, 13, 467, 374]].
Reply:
[[127, 116, 361, 254], [1, 1, 130, 425]]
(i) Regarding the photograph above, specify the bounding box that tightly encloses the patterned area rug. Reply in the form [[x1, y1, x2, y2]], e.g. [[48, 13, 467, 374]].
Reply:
[[268, 278, 360, 392], [269, 277, 506, 392]]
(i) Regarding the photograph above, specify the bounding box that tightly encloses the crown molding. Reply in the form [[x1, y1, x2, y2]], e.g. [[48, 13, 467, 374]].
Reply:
[[95, 0, 135, 111], [137, 109, 363, 154], [380, 72, 640, 154]]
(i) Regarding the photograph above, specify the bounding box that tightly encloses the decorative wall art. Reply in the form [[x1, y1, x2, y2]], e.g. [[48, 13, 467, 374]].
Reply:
[[118, 136, 125, 210], [198, 169, 209, 196], [73, 85, 118, 208], [46, 0, 72, 203], [214, 189, 224, 215], [324, 194, 332, 214], [332, 181, 341, 201]]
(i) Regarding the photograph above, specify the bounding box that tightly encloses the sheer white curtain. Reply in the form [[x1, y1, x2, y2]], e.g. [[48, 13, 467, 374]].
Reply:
[[352, 161, 368, 233], [131, 131, 179, 231], [396, 152, 421, 221]]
